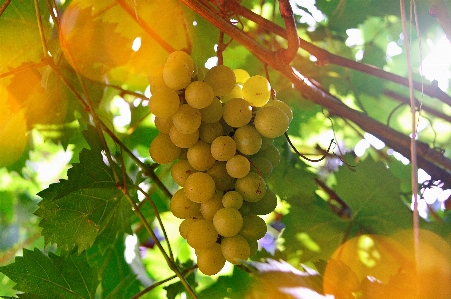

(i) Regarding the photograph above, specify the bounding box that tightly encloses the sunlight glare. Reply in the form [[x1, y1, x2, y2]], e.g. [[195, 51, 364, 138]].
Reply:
[[132, 37, 142, 52], [422, 35, 451, 91], [125, 234, 138, 264]]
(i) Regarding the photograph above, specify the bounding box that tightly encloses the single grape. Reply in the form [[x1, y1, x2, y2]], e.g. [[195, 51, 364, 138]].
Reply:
[[234, 125, 262, 155], [254, 105, 289, 138], [211, 135, 236, 161], [239, 214, 267, 240], [201, 191, 224, 221], [233, 69, 250, 84], [222, 98, 252, 128], [200, 97, 223, 123], [265, 99, 293, 122], [242, 75, 271, 107], [169, 125, 199, 148], [163, 51, 194, 90], [179, 215, 203, 239], [222, 191, 243, 209], [170, 189, 200, 219], [244, 188, 277, 215], [206, 161, 236, 191], [171, 159, 197, 186], [166, 50, 195, 75], [187, 140, 216, 171], [203, 65, 236, 96], [184, 172, 216, 203], [186, 219, 218, 249], [235, 172, 266, 202], [221, 234, 250, 264], [226, 155, 250, 179], [185, 81, 215, 109], [149, 133, 181, 164], [154, 116, 172, 134], [213, 207, 243, 237], [172, 104, 201, 134], [196, 243, 226, 275], [149, 88, 180, 118], [249, 156, 273, 179], [199, 121, 224, 143], [253, 144, 280, 168]]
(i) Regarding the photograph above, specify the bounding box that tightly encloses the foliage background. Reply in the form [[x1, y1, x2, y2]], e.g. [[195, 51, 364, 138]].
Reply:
[[1, 0, 451, 298]]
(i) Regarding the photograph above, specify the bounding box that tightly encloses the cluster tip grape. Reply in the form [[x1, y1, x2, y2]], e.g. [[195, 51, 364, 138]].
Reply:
[[149, 51, 292, 276]]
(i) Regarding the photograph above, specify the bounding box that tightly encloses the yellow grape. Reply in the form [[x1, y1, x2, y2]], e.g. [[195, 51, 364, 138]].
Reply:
[[222, 191, 243, 209], [185, 81, 215, 109], [186, 219, 218, 249], [179, 215, 203, 239], [254, 105, 289, 138], [149, 133, 181, 164], [221, 234, 250, 264], [154, 116, 172, 134], [163, 51, 194, 90], [233, 69, 250, 84], [171, 159, 197, 187], [206, 161, 236, 191], [169, 125, 199, 148], [199, 121, 224, 143], [170, 189, 200, 219], [203, 65, 236, 96], [200, 97, 223, 123], [222, 98, 252, 128], [213, 207, 243, 237], [148, 65, 167, 92], [234, 125, 262, 155], [184, 172, 216, 203], [242, 75, 271, 107], [235, 172, 266, 202], [196, 243, 226, 275], [201, 191, 224, 221], [187, 140, 216, 171], [210, 135, 236, 161], [226, 155, 250, 179], [221, 83, 243, 103], [265, 99, 293, 122], [149, 88, 180, 118], [172, 104, 202, 134]]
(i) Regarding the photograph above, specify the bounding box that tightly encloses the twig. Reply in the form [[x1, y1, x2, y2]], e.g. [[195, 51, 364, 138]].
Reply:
[[33, 0, 49, 56], [275, 0, 299, 64], [0, 0, 11, 17]]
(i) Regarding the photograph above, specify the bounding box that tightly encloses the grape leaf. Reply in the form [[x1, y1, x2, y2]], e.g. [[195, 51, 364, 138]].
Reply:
[[34, 129, 133, 253], [0, 248, 98, 299]]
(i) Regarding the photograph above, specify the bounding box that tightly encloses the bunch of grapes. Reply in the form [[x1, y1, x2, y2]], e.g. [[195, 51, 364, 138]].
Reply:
[[149, 51, 293, 275]]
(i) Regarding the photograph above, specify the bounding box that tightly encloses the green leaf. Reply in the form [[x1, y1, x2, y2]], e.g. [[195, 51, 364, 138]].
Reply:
[[0, 248, 98, 299], [198, 267, 251, 299], [34, 130, 133, 253]]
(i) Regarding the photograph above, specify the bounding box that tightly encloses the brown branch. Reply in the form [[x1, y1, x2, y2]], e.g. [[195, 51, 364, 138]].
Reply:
[[238, 5, 451, 107], [429, 1, 451, 43], [180, 0, 451, 188], [275, 0, 299, 64], [0, 0, 11, 17]]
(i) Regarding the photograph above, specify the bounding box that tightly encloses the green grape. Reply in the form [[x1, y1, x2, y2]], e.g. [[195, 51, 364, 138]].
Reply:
[[200, 97, 223, 123], [247, 237, 258, 257], [233, 69, 250, 84], [234, 125, 262, 155], [235, 172, 266, 202], [179, 214, 203, 239], [184, 172, 216, 203], [187, 140, 216, 171], [249, 156, 273, 178], [260, 136, 274, 151], [199, 121, 224, 143], [265, 99, 293, 122], [213, 207, 243, 237], [222, 191, 243, 209], [221, 83, 243, 103], [206, 161, 236, 191], [210, 135, 236, 161], [201, 191, 224, 221], [185, 81, 215, 109], [226, 155, 250, 179], [170, 189, 200, 219], [203, 65, 236, 96], [172, 104, 201, 134], [149, 133, 181, 164], [242, 75, 271, 107], [254, 144, 280, 168], [222, 98, 252, 128], [221, 234, 250, 264], [171, 159, 197, 187], [244, 188, 277, 215], [254, 105, 289, 138], [239, 214, 267, 240], [186, 219, 218, 249], [154, 116, 172, 134], [163, 51, 194, 90], [169, 125, 199, 148], [149, 88, 180, 118], [196, 243, 226, 275]]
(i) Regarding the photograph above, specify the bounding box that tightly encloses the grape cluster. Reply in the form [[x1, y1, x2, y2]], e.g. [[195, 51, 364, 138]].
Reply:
[[149, 51, 292, 275]]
